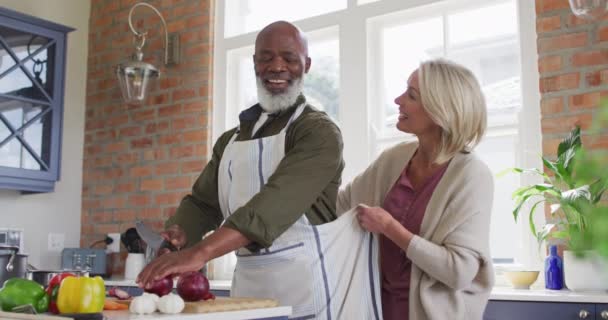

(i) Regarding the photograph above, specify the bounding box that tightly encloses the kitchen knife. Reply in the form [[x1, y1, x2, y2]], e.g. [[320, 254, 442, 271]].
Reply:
[[134, 220, 177, 252], [134, 220, 163, 250]]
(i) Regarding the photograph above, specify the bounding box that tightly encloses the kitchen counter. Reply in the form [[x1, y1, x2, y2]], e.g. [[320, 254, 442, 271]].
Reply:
[[491, 287, 608, 303], [103, 306, 292, 320]]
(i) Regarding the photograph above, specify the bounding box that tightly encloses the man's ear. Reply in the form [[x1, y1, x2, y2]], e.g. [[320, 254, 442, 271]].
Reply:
[[304, 57, 312, 73]]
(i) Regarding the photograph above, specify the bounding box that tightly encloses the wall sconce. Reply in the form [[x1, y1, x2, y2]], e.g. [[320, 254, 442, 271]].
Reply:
[[569, 0, 608, 20], [116, 2, 179, 105]]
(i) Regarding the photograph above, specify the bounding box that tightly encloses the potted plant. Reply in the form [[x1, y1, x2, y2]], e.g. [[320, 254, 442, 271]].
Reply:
[[506, 106, 608, 291]]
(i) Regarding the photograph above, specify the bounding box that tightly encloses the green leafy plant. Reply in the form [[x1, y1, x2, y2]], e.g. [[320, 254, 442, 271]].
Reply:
[[504, 106, 608, 255]]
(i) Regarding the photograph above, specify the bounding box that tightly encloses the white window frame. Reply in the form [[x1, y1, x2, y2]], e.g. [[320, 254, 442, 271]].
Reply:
[[212, 0, 544, 279]]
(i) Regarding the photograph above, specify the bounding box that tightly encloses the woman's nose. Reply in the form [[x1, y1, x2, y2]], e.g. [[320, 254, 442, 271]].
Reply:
[[394, 95, 402, 105]]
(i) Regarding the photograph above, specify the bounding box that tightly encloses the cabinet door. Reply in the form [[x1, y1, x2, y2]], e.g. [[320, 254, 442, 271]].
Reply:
[[0, 7, 72, 192], [597, 304, 608, 320], [484, 301, 596, 320]]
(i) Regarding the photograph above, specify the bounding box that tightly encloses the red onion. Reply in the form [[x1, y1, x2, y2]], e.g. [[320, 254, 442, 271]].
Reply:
[[176, 271, 210, 302], [144, 275, 173, 297]]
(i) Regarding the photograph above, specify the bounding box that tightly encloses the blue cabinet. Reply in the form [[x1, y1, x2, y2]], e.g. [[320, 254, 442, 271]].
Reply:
[[597, 304, 608, 320], [0, 7, 73, 192], [484, 300, 607, 320]]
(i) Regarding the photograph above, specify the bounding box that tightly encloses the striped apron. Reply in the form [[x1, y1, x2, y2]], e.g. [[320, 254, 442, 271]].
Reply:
[[217, 103, 382, 319]]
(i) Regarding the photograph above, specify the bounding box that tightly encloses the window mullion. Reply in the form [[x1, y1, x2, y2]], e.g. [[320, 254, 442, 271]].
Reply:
[[339, 14, 369, 182]]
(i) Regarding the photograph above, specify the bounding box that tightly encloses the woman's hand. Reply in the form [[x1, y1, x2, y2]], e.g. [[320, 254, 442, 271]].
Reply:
[[356, 204, 395, 234]]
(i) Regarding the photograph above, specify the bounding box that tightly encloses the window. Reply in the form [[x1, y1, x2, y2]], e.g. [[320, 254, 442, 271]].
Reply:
[[0, 8, 73, 193], [213, 0, 542, 280]]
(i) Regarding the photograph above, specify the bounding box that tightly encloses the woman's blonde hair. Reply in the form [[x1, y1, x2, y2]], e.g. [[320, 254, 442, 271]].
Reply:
[[418, 59, 487, 164]]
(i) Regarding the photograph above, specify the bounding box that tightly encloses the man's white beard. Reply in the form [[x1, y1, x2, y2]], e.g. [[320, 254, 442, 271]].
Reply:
[[256, 76, 304, 113]]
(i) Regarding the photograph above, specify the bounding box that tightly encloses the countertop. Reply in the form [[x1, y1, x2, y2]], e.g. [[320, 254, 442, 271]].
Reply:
[[103, 306, 292, 320], [491, 287, 608, 303], [107, 278, 608, 304]]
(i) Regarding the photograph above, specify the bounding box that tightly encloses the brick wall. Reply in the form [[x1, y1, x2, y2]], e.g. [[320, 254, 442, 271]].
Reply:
[[536, 0, 608, 155], [84, 0, 213, 275]]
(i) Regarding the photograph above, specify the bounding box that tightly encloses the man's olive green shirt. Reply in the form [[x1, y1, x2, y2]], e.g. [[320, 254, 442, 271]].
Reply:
[[166, 96, 344, 249]]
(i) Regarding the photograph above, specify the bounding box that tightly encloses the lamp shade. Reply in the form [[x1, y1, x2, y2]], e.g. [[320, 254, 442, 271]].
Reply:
[[116, 60, 159, 105], [569, 0, 608, 20]]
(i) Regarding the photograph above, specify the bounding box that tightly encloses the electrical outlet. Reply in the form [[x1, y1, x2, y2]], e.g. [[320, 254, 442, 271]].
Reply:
[[107, 233, 120, 253], [48, 233, 65, 252]]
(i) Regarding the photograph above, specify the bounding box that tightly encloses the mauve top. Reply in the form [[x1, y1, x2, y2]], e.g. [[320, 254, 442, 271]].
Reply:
[[380, 160, 449, 320]]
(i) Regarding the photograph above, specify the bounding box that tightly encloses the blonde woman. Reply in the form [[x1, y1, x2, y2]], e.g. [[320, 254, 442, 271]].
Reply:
[[338, 59, 494, 320]]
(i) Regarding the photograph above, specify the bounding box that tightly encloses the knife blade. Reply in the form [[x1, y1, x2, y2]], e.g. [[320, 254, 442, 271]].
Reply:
[[134, 220, 178, 252], [135, 220, 164, 250]]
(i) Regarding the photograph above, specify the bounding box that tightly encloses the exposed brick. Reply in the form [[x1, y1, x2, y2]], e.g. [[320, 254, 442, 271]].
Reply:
[[145, 121, 171, 134], [538, 55, 562, 73], [536, 0, 570, 14], [537, 15, 561, 33], [83, 0, 214, 257], [541, 113, 594, 134], [141, 178, 164, 191], [181, 160, 204, 173], [154, 192, 182, 206], [170, 146, 195, 158], [598, 26, 608, 42], [143, 149, 166, 161], [94, 184, 114, 196], [130, 165, 154, 177], [159, 104, 183, 117], [105, 142, 127, 153], [158, 133, 182, 145], [540, 73, 580, 92], [156, 162, 180, 175], [541, 97, 564, 114], [569, 91, 602, 110], [115, 182, 136, 193], [172, 89, 197, 101], [183, 129, 206, 142], [572, 50, 608, 67], [165, 176, 191, 190], [538, 33, 587, 52], [131, 137, 154, 149], [128, 194, 151, 206], [101, 196, 127, 209]]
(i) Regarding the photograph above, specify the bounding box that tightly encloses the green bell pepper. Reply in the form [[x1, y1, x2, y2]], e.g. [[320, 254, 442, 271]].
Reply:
[[0, 278, 49, 313]]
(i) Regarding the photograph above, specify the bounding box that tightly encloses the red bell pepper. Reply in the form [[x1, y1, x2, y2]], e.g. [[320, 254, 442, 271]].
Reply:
[[45, 272, 75, 314]]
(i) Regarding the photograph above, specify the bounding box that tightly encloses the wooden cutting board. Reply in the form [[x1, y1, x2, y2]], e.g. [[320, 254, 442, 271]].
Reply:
[[0, 311, 73, 320], [182, 297, 279, 313], [108, 296, 280, 314]]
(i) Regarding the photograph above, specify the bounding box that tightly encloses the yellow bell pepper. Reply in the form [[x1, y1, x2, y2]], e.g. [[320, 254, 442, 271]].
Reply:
[[56, 276, 105, 314]]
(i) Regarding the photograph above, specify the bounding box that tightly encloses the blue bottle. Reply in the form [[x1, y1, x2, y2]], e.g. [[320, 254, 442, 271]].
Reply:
[[545, 245, 564, 290]]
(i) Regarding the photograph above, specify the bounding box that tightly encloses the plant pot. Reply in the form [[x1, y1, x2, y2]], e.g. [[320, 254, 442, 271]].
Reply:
[[563, 250, 608, 291]]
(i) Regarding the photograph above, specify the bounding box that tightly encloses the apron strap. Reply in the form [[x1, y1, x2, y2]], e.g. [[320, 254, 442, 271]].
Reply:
[[281, 102, 307, 134]]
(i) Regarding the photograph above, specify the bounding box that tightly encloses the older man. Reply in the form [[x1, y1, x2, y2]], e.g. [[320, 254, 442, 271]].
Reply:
[[137, 21, 381, 319]]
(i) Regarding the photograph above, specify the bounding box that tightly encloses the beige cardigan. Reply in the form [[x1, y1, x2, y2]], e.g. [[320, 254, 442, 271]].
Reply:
[[337, 141, 494, 320]]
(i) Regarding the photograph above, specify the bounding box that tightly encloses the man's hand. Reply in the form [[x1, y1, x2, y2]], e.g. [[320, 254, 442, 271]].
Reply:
[[158, 224, 187, 256], [136, 245, 207, 289]]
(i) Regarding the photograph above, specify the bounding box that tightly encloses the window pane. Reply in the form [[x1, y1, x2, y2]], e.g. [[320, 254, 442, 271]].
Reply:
[[0, 103, 48, 170], [369, 0, 524, 264], [303, 29, 339, 121], [224, 0, 346, 37], [377, 17, 443, 137], [225, 30, 340, 127], [476, 133, 520, 261], [448, 1, 518, 47], [446, 0, 521, 125]]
